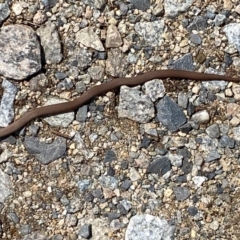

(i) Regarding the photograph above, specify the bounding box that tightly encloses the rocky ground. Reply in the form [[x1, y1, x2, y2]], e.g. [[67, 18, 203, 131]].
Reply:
[[1, 0, 240, 239]]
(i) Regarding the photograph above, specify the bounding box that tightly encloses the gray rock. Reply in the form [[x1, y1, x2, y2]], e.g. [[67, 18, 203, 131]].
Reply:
[[119, 199, 132, 213], [24, 137, 67, 164], [191, 110, 210, 124], [167, 153, 183, 167], [205, 150, 220, 162], [206, 10, 215, 19], [170, 53, 195, 71], [76, 105, 88, 122], [57, 78, 74, 90], [0, 24, 41, 80], [81, 0, 106, 10], [157, 96, 186, 132], [232, 126, 240, 141], [92, 188, 103, 198], [178, 92, 189, 109], [76, 81, 87, 93], [79, 224, 92, 239], [87, 65, 104, 81], [36, 21, 62, 64], [78, 179, 91, 193], [206, 124, 220, 138], [41, 0, 57, 8], [125, 214, 175, 240], [224, 23, 240, 53], [192, 176, 207, 187], [214, 14, 226, 26], [65, 214, 78, 227], [189, 33, 202, 45], [54, 72, 67, 80], [98, 175, 118, 190], [8, 212, 20, 224], [108, 212, 121, 221], [164, 0, 193, 18], [219, 135, 235, 148], [118, 86, 155, 123], [0, 168, 13, 203], [130, 0, 150, 11], [187, 16, 208, 32], [106, 24, 123, 48], [121, 179, 132, 191], [173, 186, 190, 201], [147, 157, 171, 176], [119, 2, 128, 15], [127, 52, 139, 64], [60, 195, 70, 206], [104, 150, 117, 164], [23, 232, 49, 240], [20, 225, 31, 236], [135, 20, 165, 46], [202, 68, 228, 92], [106, 48, 129, 77], [144, 79, 165, 102], [0, 80, 18, 127], [76, 27, 104, 51], [52, 234, 63, 240], [0, 1, 10, 24], [67, 197, 83, 213]]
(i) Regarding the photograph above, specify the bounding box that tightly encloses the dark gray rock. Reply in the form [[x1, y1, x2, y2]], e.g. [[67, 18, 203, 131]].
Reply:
[[20, 225, 31, 236], [67, 197, 83, 213], [189, 33, 202, 45], [79, 224, 92, 239], [219, 135, 235, 148], [147, 157, 171, 176], [187, 16, 208, 32], [170, 53, 195, 71], [205, 150, 220, 162], [57, 78, 74, 90], [108, 212, 121, 221], [206, 124, 220, 138], [173, 187, 190, 201], [187, 206, 198, 216], [8, 212, 20, 224], [24, 137, 67, 164], [157, 96, 186, 132], [76, 105, 88, 122], [130, 0, 150, 11], [104, 150, 117, 164], [54, 72, 67, 80]]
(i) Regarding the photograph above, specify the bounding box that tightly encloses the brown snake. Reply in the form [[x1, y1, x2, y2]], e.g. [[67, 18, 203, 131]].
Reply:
[[1, 69, 240, 138]]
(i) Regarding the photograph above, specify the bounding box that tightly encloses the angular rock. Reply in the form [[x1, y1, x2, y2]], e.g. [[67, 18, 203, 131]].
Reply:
[[0, 24, 41, 80], [125, 214, 175, 240], [118, 86, 155, 123], [157, 96, 186, 132], [0, 80, 18, 127], [76, 27, 104, 51], [135, 20, 165, 46], [24, 137, 67, 164]]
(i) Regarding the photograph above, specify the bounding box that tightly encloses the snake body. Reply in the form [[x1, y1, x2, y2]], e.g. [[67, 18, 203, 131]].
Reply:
[[1, 69, 240, 138]]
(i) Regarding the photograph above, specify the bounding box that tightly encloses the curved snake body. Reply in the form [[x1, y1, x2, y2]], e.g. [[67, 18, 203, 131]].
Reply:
[[0, 70, 240, 138]]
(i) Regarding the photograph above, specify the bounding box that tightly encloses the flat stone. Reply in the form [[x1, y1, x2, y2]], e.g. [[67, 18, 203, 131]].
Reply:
[[0, 24, 41, 80], [157, 96, 186, 132]]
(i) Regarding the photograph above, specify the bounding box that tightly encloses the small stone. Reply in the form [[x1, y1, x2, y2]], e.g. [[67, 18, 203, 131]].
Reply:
[[206, 124, 220, 138], [78, 224, 92, 239], [191, 110, 210, 124]]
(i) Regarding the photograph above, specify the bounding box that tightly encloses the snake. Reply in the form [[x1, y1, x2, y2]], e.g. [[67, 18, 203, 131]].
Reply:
[[0, 69, 240, 138]]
